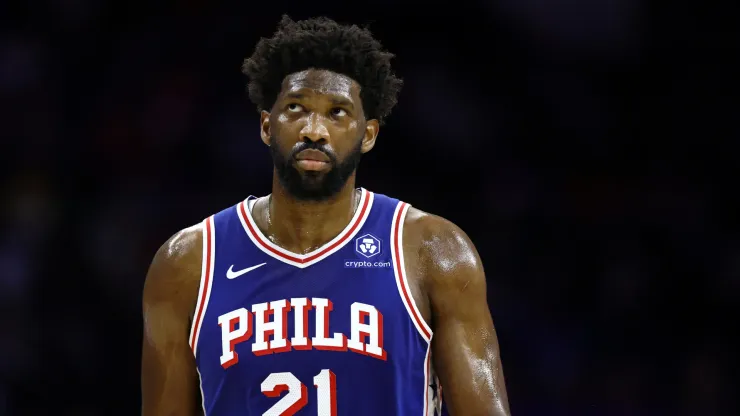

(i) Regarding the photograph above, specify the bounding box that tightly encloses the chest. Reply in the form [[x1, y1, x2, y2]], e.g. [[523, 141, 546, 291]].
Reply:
[[198, 255, 418, 369], [192, 193, 434, 389]]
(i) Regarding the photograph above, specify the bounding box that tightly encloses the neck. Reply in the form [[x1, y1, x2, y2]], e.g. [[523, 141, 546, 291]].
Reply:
[[262, 174, 359, 254]]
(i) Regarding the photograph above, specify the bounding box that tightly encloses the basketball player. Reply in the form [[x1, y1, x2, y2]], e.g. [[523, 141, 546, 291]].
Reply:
[[141, 16, 510, 416]]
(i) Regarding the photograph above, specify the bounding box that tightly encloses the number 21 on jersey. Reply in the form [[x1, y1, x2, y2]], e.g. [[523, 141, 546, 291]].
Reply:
[[261, 369, 337, 416]]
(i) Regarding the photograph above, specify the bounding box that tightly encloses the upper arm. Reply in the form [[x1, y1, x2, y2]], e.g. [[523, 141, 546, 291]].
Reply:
[[411, 211, 510, 416], [141, 224, 204, 416]]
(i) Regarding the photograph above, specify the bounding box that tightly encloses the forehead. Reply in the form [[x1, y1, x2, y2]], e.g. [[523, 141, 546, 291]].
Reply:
[[280, 69, 360, 101]]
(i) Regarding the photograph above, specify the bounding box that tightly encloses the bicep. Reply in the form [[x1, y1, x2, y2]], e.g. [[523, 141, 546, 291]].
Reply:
[[431, 275, 509, 415], [424, 223, 510, 415], [141, 238, 202, 416], [141, 296, 200, 416]]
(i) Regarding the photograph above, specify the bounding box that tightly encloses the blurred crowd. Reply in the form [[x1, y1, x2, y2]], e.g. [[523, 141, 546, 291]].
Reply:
[[1, 1, 736, 415]]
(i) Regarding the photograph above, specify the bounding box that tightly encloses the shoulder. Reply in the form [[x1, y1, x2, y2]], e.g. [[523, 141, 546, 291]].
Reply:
[[402, 206, 484, 288], [148, 223, 203, 280], [143, 223, 204, 318]]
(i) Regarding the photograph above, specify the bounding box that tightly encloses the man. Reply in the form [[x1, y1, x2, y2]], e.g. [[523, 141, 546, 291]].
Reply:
[[141, 15, 510, 416]]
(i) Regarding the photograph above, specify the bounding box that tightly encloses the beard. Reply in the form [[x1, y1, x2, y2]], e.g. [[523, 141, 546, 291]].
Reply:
[[270, 136, 363, 201]]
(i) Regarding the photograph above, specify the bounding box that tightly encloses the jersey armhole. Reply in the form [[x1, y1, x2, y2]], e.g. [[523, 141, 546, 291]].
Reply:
[[390, 201, 434, 344], [188, 216, 216, 357]]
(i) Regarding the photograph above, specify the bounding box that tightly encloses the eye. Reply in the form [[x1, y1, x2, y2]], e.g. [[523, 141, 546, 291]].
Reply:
[[331, 108, 347, 117], [287, 103, 304, 112]]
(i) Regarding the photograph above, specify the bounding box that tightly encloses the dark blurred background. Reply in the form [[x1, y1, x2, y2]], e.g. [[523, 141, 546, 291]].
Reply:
[[1, 0, 737, 415]]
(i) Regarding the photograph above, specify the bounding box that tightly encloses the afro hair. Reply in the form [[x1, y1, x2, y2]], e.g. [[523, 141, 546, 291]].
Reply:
[[242, 15, 403, 125]]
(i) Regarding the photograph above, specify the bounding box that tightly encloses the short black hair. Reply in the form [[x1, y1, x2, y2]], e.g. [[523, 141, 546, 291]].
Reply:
[[242, 15, 403, 125]]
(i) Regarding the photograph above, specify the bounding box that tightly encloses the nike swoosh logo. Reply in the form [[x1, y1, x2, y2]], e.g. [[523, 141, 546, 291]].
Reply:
[[226, 263, 267, 279]]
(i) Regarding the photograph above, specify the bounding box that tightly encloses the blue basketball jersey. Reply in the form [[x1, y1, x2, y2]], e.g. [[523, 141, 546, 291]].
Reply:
[[188, 188, 446, 416]]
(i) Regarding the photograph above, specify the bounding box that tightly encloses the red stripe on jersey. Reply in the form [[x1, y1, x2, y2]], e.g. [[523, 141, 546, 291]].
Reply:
[[190, 217, 213, 353], [393, 202, 432, 340], [240, 190, 371, 264]]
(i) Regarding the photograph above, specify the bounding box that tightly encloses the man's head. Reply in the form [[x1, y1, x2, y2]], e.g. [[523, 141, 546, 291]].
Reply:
[[242, 16, 403, 201]]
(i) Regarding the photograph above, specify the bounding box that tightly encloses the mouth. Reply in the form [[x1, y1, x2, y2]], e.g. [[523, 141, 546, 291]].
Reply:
[[295, 159, 330, 171], [294, 149, 331, 171]]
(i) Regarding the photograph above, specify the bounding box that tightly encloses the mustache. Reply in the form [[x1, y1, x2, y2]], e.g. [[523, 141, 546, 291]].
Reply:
[[290, 141, 337, 164]]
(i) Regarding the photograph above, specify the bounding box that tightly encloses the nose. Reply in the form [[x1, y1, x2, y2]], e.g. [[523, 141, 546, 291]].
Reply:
[[299, 113, 330, 143]]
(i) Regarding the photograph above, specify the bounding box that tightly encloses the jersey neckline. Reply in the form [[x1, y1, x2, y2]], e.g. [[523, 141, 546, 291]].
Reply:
[[236, 188, 375, 269]]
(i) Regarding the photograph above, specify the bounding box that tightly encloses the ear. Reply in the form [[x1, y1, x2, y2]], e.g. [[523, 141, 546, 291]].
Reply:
[[361, 119, 380, 154], [260, 110, 271, 146]]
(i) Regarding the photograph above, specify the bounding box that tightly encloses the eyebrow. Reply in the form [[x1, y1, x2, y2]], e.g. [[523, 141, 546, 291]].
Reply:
[[285, 92, 306, 100], [329, 97, 354, 109], [284, 92, 355, 109]]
